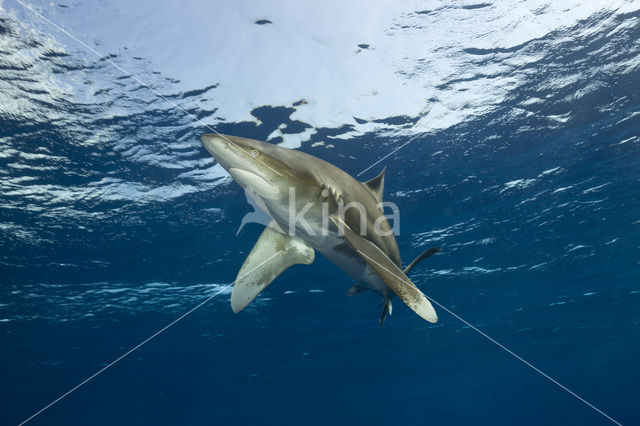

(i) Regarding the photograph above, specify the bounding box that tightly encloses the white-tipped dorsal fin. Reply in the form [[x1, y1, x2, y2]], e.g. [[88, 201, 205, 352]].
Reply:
[[231, 221, 315, 313], [363, 167, 386, 201]]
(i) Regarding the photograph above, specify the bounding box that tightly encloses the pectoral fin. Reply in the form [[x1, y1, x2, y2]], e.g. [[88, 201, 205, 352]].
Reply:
[[231, 222, 315, 313], [331, 216, 438, 323]]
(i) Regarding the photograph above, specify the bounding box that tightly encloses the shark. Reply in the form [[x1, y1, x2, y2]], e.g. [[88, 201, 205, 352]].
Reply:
[[201, 134, 441, 325]]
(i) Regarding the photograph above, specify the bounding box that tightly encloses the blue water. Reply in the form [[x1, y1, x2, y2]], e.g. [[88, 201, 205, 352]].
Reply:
[[1, 3, 640, 426]]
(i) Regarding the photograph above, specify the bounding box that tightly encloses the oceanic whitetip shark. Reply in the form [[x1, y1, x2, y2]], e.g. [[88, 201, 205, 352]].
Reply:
[[201, 134, 441, 325]]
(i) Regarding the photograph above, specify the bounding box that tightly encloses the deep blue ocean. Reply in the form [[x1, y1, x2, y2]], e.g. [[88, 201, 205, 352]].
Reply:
[[1, 2, 639, 425]]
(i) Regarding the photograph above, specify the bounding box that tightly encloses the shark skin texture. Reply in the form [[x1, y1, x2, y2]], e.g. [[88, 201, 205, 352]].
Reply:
[[201, 134, 440, 325]]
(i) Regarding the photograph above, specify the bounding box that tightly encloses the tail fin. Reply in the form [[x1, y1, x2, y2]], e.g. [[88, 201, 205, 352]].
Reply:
[[379, 290, 392, 327], [403, 247, 441, 275]]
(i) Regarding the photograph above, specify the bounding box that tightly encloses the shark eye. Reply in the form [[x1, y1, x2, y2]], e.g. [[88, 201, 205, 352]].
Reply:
[[250, 149, 259, 158]]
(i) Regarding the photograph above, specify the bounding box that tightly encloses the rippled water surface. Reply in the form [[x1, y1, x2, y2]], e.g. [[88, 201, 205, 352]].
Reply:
[[1, 1, 639, 425]]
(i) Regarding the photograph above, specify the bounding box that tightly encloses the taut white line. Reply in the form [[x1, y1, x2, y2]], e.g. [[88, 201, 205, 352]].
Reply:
[[18, 251, 282, 425], [355, 249, 622, 426], [15, 0, 282, 176]]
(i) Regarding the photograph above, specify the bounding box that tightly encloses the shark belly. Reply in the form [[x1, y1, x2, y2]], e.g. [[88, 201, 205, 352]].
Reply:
[[201, 133, 439, 324], [320, 244, 387, 292], [298, 223, 388, 292]]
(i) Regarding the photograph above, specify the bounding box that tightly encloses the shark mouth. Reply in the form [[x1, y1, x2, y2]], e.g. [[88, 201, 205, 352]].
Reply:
[[228, 167, 279, 198]]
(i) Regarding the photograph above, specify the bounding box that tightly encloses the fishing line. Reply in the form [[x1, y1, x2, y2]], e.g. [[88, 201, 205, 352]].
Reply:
[[18, 251, 283, 425], [356, 249, 623, 426], [13, 3, 622, 426], [15, 0, 283, 177]]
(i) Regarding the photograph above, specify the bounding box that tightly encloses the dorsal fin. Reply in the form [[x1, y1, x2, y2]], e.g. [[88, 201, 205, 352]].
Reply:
[[364, 167, 386, 201]]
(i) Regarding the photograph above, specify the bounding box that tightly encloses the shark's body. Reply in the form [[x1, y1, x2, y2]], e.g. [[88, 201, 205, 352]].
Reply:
[[201, 134, 439, 324]]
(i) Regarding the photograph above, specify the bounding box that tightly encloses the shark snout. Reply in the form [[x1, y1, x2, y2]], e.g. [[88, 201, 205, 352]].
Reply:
[[202, 133, 255, 173], [201, 134, 233, 167], [201, 134, 279, 198]]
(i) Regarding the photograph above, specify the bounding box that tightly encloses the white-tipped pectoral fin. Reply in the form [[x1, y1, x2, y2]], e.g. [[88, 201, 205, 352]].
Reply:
[[231, 222, 315, 313], [330, 216, 437, 323]]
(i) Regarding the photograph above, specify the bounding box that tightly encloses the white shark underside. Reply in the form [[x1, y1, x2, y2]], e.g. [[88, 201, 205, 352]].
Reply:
[[201, 134, 439, 325]]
